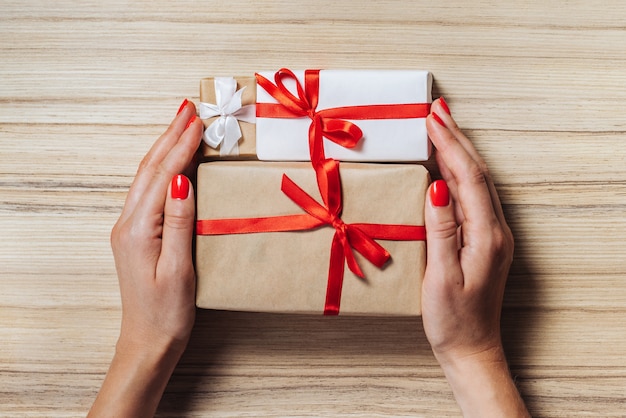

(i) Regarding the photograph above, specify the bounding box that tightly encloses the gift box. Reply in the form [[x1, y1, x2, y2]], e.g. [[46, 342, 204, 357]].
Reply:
[[199, 77, 257, 159], [256, 69, 432, 162], [195, 161, 429, 316], [198, 69, 432, 162]]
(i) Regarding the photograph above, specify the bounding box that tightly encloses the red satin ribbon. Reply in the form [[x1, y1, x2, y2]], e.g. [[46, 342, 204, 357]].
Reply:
[[197, 68, 429, 315], [196, 158, 426, 315], [255, 68, 431, 167]]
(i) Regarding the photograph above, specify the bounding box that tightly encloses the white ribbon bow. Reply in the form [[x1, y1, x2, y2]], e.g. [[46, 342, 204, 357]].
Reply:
[[199, 77, 256, 156]]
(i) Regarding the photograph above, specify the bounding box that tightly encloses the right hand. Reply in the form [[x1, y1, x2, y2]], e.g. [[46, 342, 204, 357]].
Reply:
[[421, 97, 514, 365], [421, 98, 529, 417]]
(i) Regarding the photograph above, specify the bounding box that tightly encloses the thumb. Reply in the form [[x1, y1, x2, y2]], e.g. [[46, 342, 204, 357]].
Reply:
[[159, 174, 196, 280], [424, 180, 463, 284]]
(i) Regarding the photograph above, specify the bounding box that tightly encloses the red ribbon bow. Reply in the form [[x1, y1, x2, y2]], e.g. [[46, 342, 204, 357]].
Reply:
[[196, 158, 426, 315]]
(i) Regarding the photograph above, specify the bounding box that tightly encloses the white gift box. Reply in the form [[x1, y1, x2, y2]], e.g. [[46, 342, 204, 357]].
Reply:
[[256, 69, 432, 162]]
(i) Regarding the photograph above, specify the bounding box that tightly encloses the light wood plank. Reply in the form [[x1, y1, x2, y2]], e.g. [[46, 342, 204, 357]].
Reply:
[[1, 0, 626, 416]]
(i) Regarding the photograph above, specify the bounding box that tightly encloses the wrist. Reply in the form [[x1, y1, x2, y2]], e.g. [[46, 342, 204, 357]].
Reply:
[[435, 343, 507, 375], [436, 346, 530, 418], [89, 334, 184, 417], [117, 316, 191, 362], [116, 329, 186, 373]]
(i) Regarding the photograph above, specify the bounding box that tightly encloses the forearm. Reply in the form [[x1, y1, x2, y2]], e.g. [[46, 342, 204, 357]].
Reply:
[[437, 346, 530, 418], [88, 338, 182, 418]]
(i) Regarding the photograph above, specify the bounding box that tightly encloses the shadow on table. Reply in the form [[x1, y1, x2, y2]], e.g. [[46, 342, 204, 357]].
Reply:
[[500, 203, 541, 413], [158, 309, 439, 415]]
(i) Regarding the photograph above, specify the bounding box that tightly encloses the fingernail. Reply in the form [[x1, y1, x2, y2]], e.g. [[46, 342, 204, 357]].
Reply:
[[177, 98, 189, 115], [171, 174, 190, 200], [430, 180, 449, 207], [432, 112, 446, 128], [439, 97, 451, 115], [184, 115, 197, 130]]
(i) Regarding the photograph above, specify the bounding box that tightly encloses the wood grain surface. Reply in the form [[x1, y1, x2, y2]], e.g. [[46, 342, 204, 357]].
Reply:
[[1, 1, 625, 416]]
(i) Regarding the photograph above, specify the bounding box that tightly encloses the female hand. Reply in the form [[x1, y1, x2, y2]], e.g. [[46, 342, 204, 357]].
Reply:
[[422, 98, 529, 417], [89, 100, 202, 417]]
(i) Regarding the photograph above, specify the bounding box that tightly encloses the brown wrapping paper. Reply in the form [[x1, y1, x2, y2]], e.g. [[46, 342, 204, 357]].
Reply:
[[199, 77, 257, 159], [195, 161, 429, 315]]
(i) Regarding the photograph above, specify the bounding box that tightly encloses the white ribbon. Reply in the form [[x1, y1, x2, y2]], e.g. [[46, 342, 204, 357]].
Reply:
[[199, 77, 256, 156]]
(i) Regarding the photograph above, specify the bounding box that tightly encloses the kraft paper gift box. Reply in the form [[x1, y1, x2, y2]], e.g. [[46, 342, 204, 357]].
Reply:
[[198, 69, 432, 161], [199, 77, 257, 159], [195, 161, 429, 316]]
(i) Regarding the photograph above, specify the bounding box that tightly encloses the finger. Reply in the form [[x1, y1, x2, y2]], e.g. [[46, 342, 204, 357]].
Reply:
[[157, 174, 196, 285], [431, 98, 508, 228], [141, 99, 197, 176], [427, 113, 498, 231], [130, 116, 202, 222], [424, 180, 464, 287], [434, 151, 465, 226], [119, 100, 198, 223], [432, 98, 482, 165]]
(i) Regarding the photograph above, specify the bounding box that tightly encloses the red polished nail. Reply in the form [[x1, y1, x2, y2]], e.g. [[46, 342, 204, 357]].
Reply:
[[432, 112, 446, 128], [430, 180, 449, 207], [439, 96, 451, 115], [177, 98, 188, 115], [184, 115, 197, 130], [171, 174, 190, 200]]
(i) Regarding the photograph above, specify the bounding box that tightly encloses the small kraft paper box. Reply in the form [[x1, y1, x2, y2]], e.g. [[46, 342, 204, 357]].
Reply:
[[198, 69, 432, 162], [195, 161, 429, 316], [199, 77, 257, 159]]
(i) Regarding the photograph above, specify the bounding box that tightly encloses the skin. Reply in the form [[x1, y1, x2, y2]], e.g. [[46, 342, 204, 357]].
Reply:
[[88, 99, 530, 417]]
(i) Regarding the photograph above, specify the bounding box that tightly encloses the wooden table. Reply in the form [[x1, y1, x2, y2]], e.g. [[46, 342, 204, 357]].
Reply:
[[2, 1, 625, 416]]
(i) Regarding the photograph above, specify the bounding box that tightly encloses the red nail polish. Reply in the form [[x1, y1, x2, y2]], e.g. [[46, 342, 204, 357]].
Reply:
[[430, 180, 449, 207], [171, 174, 190, 200], [177, 98, 188, 115], [439, 97, 451, 115], [432, 112, 446, 128], [184, 115, 197, 130]]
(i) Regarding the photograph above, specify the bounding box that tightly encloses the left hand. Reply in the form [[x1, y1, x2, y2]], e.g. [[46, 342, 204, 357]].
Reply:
[[89, 100, 202, 417]]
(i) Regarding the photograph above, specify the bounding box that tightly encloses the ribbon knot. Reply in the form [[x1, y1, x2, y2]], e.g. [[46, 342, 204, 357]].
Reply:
[[331, 217, 346, 233], [199, 77, 256, 156]]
